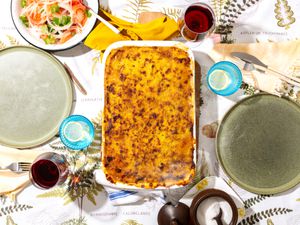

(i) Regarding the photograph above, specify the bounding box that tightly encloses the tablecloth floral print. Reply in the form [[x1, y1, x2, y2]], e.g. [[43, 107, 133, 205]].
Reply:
[[0, 0, 299, 224]]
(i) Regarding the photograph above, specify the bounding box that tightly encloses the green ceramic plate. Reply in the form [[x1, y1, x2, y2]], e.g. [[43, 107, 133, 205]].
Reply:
[[216, 94, 300, 194], [0, 46, 73, 148]]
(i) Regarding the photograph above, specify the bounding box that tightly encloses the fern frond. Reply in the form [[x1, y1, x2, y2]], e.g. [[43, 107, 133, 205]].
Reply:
[[123, 15, 136, 22], [95, 183, 104, 192], [0, 205, 33, 217], [124, 10, 139, 18], [121, 219, 142, 225], [86, 192, 96, 205], [60, 217, 87, 225], [124, 0, 153, 23], [128, 0, 139, 8], [63, 193, 77, 205], [99, 5, 111, 14], [267, 218, 274, 225], [91, 111, 102, 126], [240, 82, 256, 96], [244, 194, 272, 209], [36, 187, 65, 198], [49, 140, 67, 151], [162, 8, 182, 20], [86, 146, 100, 155], [91, 53, 102, 75], [6, 35, 19, 46], [6, 215, 17, 225], [218, 0, 261, 40], [199, 148, 209, 178], [238, 208, 292, 225], [0, 40, 6, 50]]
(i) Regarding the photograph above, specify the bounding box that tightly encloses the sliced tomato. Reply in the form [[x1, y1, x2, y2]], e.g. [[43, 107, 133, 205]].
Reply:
[[72, 3, 87, 26], [40, 34, 47, 39], [26, 0, 35, 4], [27, 12, 47, 26], [59, 31, 73, 44], [71, 0, 83, 6], [27, 5, 47, 26]]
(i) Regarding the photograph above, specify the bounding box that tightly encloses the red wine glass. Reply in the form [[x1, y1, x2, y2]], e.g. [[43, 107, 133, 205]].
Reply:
[[180, 3, 216, 42], [29, 152, 69, 189]]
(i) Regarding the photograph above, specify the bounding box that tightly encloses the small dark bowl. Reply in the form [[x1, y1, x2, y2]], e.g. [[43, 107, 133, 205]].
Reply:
[[190, 189, 238, 225]]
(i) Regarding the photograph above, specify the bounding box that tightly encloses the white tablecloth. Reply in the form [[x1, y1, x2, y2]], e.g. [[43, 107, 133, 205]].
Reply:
[[0, 0, 299, 224]]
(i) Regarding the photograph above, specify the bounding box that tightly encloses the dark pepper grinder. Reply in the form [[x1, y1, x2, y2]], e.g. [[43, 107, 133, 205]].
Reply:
[[158, 202, 192, 225]]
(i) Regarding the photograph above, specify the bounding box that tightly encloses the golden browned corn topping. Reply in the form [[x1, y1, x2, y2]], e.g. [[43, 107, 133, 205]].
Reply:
[[102, 46, 195, 188]]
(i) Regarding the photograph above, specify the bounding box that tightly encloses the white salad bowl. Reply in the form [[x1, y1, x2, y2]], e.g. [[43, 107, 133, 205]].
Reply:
[[11, 0, 98, 51]]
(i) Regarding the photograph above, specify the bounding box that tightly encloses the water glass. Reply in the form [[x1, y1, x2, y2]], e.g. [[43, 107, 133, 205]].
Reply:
[[207, 61, 243, 96]]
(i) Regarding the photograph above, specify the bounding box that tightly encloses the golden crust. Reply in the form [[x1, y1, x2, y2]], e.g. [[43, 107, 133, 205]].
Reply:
[[102, 46, 195, 188]]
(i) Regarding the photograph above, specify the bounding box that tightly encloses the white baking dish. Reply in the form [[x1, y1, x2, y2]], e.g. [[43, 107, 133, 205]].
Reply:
[[98, 41, 197, 190]]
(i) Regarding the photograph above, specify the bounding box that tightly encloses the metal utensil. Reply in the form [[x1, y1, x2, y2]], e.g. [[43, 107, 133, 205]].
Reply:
[[80, 0, 141, 39], [80, 0, 120, 34], [1, 162, 31, 172], [231, 52, 300, 87], [63, 63, 87, 95], [231, 52, 267, 69]]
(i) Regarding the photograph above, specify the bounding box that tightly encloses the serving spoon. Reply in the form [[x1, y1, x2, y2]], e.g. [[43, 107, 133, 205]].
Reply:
[[79, 0, 121, 34]]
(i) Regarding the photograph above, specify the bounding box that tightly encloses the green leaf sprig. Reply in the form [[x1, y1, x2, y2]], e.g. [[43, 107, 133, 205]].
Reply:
[[50, 4, 60, 13], [19, 15, 29, 27], [52, 16, 71, 26]]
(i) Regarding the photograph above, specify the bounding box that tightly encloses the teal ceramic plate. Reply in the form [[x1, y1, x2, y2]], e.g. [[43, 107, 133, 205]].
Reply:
[[216, 94, 300, 194], [0, 46, 73, 148]]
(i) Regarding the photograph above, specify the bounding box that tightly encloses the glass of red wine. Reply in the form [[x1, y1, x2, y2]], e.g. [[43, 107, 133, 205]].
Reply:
[[29, 152, 69, 189], [180, 2, 215, 42]]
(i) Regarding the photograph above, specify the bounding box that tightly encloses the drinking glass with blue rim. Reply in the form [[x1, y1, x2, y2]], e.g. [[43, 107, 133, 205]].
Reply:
[[207, 61, 242, 96], [59, 115, 95, 150]]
